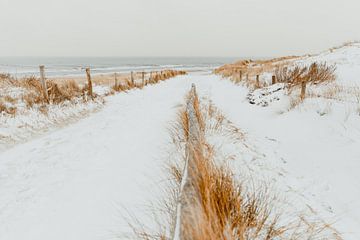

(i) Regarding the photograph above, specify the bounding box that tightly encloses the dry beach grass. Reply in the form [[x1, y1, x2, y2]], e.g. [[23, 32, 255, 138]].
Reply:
[[132, 87, 342, 240], [0, 69, 187, 115]]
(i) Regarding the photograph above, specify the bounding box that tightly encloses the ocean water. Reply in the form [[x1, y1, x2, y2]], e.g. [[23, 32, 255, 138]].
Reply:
[[0, 57, 238, 78]]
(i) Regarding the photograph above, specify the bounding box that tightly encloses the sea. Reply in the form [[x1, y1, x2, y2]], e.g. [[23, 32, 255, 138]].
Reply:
[[0, 57, 239, 78]]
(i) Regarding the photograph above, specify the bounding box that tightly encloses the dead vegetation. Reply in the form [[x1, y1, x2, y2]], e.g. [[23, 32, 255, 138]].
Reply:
[[214, 56, 299, 88], [214, 56, 299, 80], [0, 73, 90, 111], [0, 69, 186, 116], [112, 70, 187, 92], [275, 62, 337, 88], [21, 77, 86, 107], [132, 87, 341, 240], [216, 55, 338, 109], [175, 146, 286, 240]]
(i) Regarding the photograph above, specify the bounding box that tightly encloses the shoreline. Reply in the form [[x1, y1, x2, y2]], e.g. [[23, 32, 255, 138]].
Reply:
[[4, 69, 213, 86]]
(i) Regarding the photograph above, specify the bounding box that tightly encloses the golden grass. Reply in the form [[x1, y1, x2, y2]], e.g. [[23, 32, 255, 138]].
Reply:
[[171, 95, 284, 239], [175, 149, 287, 240], [0, 69, 186, 115], [275, 62, 336, 88], [0, 95, 18, 115], [217, 58, 337, 109], [112, 70, 187, 92], [18, 76, 86, 107], [214, 56, 299, 85], [132, 89, 341, 240], [174, 93, 340, 239]]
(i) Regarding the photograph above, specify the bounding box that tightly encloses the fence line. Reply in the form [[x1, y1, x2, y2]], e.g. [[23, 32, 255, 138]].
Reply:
[[85, 67, 93, 98], [173, 84, 204, 240]]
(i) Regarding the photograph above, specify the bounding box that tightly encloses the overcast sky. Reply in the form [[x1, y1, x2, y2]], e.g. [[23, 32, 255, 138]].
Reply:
[[0, 0, 359, 57]]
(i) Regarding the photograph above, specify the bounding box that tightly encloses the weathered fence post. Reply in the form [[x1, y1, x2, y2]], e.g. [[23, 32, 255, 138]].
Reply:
[[85, 67, 93, 98], [142, 71, 145, 86], [246, 73, 249, 81], [300, 81, 306, 100], [173, 84, 204, 240], [272, 75, 276, 85], [256, 74, 260, 88], [131, 71, 134, 85], [39, 65, 49, 103], [114, 72, 118, 88], [239, 70, 243, 82]]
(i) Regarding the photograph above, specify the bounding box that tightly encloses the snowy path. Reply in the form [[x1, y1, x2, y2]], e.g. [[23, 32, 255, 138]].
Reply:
[[0, 72, 359, 239], [0, 76, 193, 240]]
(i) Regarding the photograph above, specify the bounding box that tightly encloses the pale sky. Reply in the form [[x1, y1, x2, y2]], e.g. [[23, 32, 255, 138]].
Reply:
[[0, 0, 359, 57]]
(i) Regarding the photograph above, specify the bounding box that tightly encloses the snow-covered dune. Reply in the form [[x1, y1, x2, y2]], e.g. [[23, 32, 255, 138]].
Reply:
[[0, 76, 192, 239], [0, 44, 359, 239], [296, 42, 360, 87]]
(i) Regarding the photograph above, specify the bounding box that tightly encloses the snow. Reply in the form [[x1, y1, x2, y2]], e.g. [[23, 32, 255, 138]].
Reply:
[[0, 85, 112, 152], [247, 83, 286, 106], [0, 44, 360, 239], [189, 74, 360, 239], [0, 79, 192, 240]]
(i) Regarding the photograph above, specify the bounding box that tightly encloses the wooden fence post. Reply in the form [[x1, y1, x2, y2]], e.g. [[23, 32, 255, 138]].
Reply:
[[142, 71, 145, 86], [39, 65, 49, 103], [173, 83, 203, 240], [300, 81, 306, 100], [131, 71, 134, 85], [239, 70, 243, 82], [246, 73, 249, 81], [114, 72, 118, 87], [85, 67, 93, 98], [272, 75, 276, 85], [256, 75, 260, 88]]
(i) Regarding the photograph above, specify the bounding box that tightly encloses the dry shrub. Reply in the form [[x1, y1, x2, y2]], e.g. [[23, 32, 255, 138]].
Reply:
[[20, 77, 84, 105], [214, 56, 299, 87], [112, 78, 136, 92], [21, 76, 43, 92], [275, 62, 336, 88], [176, 94, 341, 239], [146, 70, 186, 86], [131, 89, 341, 240], [0, 101, 17, 115], [172, 94, 285, 239], [0, 95, 17, 115], [274, 62, 336, 105], [0, 73, 11, 80], [0, 73, 18, 86], [0, 74, 87, 108], [177, 149, 286, 240], [112, 70, 187, 93], [47, 80, 83, 104], [22, 92, 43, 108]]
